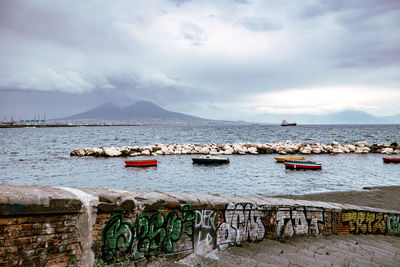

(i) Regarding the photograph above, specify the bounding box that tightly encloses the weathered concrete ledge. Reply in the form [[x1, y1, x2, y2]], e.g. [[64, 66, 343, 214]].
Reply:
[[70, 140, 400, 157], [0, 184, 399, 266]]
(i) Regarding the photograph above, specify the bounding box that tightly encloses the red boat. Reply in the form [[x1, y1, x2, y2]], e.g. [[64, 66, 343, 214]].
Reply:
[[383, 158, 400, 163], [125, 159, 157, 167], [284, 162, 322, 170]]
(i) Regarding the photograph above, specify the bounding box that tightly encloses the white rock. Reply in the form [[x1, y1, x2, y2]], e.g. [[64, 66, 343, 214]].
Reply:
[[130, 152, 141, 157], [381, 147, 394, 154], [222, 149, 233, 155], [199, 147, 210, 154], [354, 148, 363, 154], [103, 147, 122, 157], [93, 148, 104, 157], [332, 147, 344, 154], [155, 150, 163, 155], [248, 147, 258, 154], [357, 141, 370, 147], [300, 148, 312, 154], [312, 148, 321, 154], [141, 149, 151, 156], [332, 141, 339, 147], [342, 147, 350, 153], [345, 144, 356, 152]]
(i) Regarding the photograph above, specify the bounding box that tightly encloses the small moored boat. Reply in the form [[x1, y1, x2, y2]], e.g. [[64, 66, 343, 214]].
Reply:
[[275, 156, 306, 163], [192, 156, 230, 164], [284, 160, 317, 164], [125, 159, 157, 167], [383, 158, 400, 163], [284, 162, 322, 170]]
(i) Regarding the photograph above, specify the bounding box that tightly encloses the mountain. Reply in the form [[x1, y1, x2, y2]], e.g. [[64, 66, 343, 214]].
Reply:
[[65, 103, 122, 120], [325, 110, 383, 124], [248, 110, 400, 124], [61, 101, 209, 122]]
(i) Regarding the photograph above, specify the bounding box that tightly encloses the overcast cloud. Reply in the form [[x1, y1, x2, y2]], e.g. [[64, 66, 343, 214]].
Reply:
[[0, 0, 399, 119]]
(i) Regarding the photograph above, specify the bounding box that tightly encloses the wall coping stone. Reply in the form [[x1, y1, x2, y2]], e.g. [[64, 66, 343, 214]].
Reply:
[[0, 184, 82, 215], [1, 184, 399, 216]]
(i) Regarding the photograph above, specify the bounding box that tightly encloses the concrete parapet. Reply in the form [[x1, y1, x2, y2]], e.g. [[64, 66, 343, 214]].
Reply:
[[0, 184, 399, 266]]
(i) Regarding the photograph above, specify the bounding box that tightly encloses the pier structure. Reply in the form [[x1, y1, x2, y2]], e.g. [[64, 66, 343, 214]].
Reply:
[[0, 114, 46, 126]]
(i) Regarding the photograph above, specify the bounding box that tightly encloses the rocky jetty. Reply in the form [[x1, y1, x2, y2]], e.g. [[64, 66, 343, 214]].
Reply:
[[70, 141, 400, 157]]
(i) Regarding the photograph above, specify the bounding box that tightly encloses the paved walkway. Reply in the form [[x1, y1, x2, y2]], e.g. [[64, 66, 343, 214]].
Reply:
[[151, 186, 400, 267], [170, 235, 400, 267]]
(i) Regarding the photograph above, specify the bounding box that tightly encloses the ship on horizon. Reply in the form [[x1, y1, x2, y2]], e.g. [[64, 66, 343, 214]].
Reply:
[[281, 120, 297, 126]]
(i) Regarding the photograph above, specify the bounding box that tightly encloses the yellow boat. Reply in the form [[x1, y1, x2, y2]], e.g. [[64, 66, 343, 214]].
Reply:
[[274, 156, 306, 163]]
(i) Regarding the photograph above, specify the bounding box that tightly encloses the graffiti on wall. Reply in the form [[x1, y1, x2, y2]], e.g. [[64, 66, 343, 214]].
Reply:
[[276, 207, 327, 238], [101, 205, 194, 262], [340, 211, 386, 234], [100, 202, 400, 264], [386, 215, 400, 235], [194, 209, 223, 253], [216, 203, 265, 248]]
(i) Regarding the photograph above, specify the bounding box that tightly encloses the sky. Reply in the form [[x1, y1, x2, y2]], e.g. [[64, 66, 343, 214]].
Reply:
[[0, 0, 399, 120]]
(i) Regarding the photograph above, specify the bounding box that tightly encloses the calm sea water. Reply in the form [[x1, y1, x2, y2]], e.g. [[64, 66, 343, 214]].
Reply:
[[1, 125, 400, 196]]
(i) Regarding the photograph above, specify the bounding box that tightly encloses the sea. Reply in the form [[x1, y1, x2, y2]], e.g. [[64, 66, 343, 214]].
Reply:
[[1, 124, 400, 197]]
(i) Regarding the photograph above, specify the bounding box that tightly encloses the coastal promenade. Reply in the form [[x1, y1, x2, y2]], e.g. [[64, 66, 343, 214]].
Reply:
[[0, 185, 399, 266]]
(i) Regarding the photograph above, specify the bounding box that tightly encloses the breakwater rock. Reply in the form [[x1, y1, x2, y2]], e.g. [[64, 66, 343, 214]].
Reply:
[[70, 141, 400, 157]]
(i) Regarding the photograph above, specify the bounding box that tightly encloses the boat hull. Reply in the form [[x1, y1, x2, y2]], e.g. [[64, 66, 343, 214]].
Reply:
[[285, 160, 317, 164], [192, 158, 230, 164], [125, 160, 157, 167], [284, 162, 322, 170], [383, 158, 400, 163], [275, 157, 306, 163]]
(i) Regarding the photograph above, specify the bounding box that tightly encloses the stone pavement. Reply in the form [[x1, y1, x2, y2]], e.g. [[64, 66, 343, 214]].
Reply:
[[151, 234, 400, 267]]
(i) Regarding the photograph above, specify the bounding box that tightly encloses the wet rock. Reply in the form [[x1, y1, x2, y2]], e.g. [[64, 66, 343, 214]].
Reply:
[[120, 147, 130, 156], [83, 148, 94, 156], [70, 149, 85, 157]]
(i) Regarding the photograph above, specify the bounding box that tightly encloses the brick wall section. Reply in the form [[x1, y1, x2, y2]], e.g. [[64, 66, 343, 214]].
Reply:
[[0, 214, 80, 266]]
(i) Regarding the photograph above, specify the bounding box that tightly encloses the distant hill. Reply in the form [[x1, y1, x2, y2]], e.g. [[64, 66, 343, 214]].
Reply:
[[61, 101, 209, 122], [248, 110, 400, 124]]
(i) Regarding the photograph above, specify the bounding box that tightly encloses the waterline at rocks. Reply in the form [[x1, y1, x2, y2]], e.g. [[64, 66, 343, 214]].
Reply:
[[70, 141, 400, 157]]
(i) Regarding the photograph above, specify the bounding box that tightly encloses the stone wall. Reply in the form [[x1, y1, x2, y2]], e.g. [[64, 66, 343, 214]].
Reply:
[[0, 185, 399, 266], [0, 185, 82, 266]]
